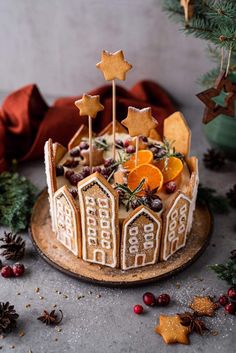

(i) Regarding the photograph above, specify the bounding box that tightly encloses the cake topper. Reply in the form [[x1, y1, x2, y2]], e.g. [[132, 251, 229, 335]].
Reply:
[[121, 107, 157, 166], [75, 94, 104, 171], [96, 50, 132, 160]]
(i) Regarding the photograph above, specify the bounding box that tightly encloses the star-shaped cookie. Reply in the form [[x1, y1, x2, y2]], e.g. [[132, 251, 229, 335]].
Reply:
[[121, 107, 157, 137], [196, 71, 236, 124], [75, 94, 104, 118], [155, 315, 190, 345], [96, 50, 132, 81], [189, 296, 219, 317]]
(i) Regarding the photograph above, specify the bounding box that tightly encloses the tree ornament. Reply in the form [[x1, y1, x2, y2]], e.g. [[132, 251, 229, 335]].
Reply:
[[37, 309, 63, 325], [75, 94, 104, 172], [0, 302, 19, 334], [178, 312, 208, 335], [180, 0, 194, 23], [0, 232, 25, 260], [196, 71, 236, 124], [96, 50, 132, 160], [226, 184, 236, 208], [203, 148, 226, 170]]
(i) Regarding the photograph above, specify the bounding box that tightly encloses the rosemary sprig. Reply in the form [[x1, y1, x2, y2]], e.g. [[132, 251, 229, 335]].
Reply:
[[94, 138, 109, 151], [153, 138, 184, 170], [115, 179, 146, 211]]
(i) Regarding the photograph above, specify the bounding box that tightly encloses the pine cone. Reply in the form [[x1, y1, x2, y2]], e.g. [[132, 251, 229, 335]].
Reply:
[[0, 232, 25, 260], [0, 302, 19, 334], [226, 184, 236, 208], [203, 149, 225, 170]]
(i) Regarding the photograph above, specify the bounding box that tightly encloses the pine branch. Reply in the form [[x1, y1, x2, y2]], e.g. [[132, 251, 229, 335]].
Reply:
[[210, 259, 236, 286], [197, 184, 230, 214]]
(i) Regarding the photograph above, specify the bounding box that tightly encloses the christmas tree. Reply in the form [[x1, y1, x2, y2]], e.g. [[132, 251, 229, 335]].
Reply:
[[162, 0, 236, 88]]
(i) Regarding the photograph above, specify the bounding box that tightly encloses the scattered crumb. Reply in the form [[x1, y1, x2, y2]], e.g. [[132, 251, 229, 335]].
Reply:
[[16, 292, 21, 296], [55, 327, 62, 332], [211, 330, 219, 336], [54, 338, 58, 342], [39, 296, 44, 300], [18, 330, 25, 337], [88, 291, 92, 295], [25, 304, 31, 308], [77, 295, 85, 300], [53, 304, 57, 308], [96, 294, 101, 298], [0, 335, 5, 340], [10, 345, 15, 349], [63, 294, 68, 299], [175, 283, 181, 289], [35, 287, 40, 293], [0, 346, 2, 350], [28, 350, 32, 353]]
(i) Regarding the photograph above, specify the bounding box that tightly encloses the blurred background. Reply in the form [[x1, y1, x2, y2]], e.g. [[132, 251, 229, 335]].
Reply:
[[0, 0, 212, 107]]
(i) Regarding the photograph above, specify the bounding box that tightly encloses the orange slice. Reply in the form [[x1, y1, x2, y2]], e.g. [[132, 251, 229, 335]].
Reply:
[[127, 164, 163, 195], [155, 157, 183, 183], [123, 150, 153, 171]]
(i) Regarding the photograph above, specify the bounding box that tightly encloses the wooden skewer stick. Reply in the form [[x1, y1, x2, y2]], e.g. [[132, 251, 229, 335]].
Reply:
[[112, 79, 116, 160], [135, 136, 139, 167], [88, 115, 93, 173]]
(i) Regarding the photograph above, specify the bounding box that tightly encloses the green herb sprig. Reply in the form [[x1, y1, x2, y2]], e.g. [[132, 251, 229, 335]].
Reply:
[[210, 250, 236, 286], [0, 172, 38, 232], [115, 179, 146, 211]]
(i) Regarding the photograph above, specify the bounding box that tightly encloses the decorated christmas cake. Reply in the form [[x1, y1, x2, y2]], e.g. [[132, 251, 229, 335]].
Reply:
[[44, 50, 199, 270]]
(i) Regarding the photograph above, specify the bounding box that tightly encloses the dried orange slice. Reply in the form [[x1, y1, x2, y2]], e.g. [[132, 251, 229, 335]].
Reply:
[[127, 164, 163, 195], [123, 150, 153, 171], [155, 157, 183, 183]]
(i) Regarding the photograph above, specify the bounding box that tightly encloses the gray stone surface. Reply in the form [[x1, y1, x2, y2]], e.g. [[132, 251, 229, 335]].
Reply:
[[0, 105, 235, 353]]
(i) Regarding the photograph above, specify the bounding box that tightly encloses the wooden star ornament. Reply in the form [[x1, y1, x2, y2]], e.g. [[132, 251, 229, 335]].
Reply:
[[121, 107, 157, 137], [155, 315, 190, 345], [74, 94, 104, 118], [96, 50, 132, 81], [197, 71, 236, 124], [180, 0, 194, 22]]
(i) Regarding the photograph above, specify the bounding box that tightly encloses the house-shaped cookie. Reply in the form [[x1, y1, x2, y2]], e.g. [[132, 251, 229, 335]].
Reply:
[[54, 185, 82, 257], [78, 172, 120, 268], [121, 205, 162, 270], [161, 192, 191, 261]]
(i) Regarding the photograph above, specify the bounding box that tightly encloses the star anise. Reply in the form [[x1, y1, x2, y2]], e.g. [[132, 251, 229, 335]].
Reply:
[[178, 312, 208, 335], [144, 185, 159, 202], [226, 184, 236, 208], [37, 309, 63, 326], [203, 148, 226, 170]]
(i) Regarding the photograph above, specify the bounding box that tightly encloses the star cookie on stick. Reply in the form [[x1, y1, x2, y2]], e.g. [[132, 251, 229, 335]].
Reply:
[[96, 50, 132, 81], [196, 71, 236, 124], [75, 94, 104, 172], [121, 107, 157, 166], [155, 315, 190, 345]]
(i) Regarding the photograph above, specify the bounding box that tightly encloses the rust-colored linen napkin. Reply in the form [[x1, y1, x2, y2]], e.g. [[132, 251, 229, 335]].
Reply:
[[0, 80, 175, 172]]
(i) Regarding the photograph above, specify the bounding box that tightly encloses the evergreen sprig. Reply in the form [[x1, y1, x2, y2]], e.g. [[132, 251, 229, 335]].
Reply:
[[210, 252, 236, 286], [197, 184, 230, 213], [0, 172, 38, 232]]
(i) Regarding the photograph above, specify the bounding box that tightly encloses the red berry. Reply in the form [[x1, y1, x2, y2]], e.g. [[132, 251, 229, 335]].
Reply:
[[79, 141, 89, 150], [92, 166, 102, 173], [126, 145, 135, 154], [1, 266, 14, 278], [65, 170, 74, 179], [150, 199, 163, 212], [133, 304, 144, 314], [70, 147, 81, 157], [104, 158, 114, 168], [81, 167, 91, 178], [69, 173, 83, 186], [156, 294, 170, 306], [12, 263, 25, 277], [224, 303, 236, 315], [69, 189, 78, 199], [227, 287, 236, 300], [56, 165, 64, 177], [143, 292, 156, 307], [218, 295, 229, 307], [124, 139, 132, 148], [165, 181, 177, 194]]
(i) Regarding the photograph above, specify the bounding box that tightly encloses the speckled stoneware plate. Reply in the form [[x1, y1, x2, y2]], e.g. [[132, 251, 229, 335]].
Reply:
[[29, 189, 213, 287]]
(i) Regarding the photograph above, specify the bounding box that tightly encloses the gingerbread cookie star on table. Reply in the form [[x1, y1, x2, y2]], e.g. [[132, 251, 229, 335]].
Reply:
[[96, 50, 132, 81], [121, 107, 157, 137], [155, 315, 190, 345], [189, 296, 219, 317], [75, 94, 104, 118]]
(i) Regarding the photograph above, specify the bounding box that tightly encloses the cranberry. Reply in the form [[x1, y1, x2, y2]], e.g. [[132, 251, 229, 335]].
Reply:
[[1, 266, 14, 278], [115, 139, 124, 148], [81, 167, 90, 178], [227, 287, 236, 301], [156, 294, 170, 306], [69, 173, 83, 186], [150, 199, 163, 212], [63, 159, 79, 168], [133, 304, 144, 315], [124, 139, 132, 148], [218, 295, 229, 307], [92, 166, 102, 173], [104, 158, 115, 168], [100, 168, 109, 179], [79, 141, 89, 150], [65, 170, 74, 180], [56, 165, 64, 177], [165, 181, 177, 194], [224, 303, 236, 315], [70, 147, 81, 157], [12, 263, 25, 277], [143, 292, 156, 307], [140, 136, 148, 143], [69, 189, 78, 199], [126, 145, 135, 154]]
